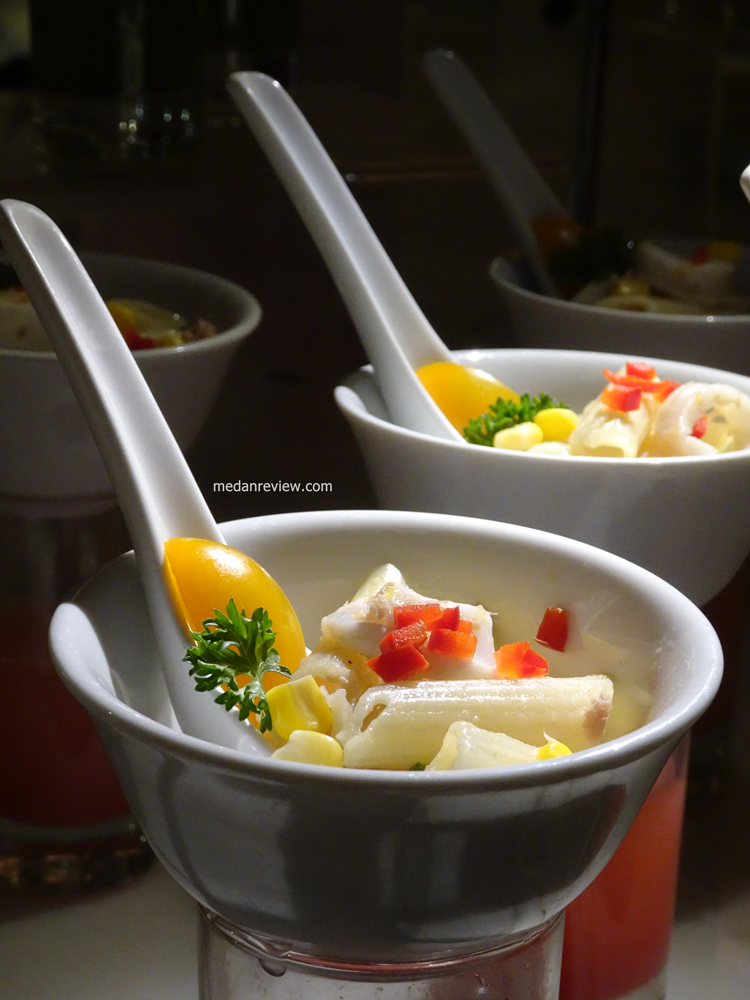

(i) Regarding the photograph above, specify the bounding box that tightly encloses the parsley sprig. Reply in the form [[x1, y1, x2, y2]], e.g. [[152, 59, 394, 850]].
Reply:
[[183, 600, 291, 733], [463, 392, 566, 447]]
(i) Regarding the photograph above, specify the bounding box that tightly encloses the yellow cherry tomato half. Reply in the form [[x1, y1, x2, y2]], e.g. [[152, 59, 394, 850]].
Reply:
[[416, 361, 519, 434], [164, 537, 306, 684], [531, 213, 585, 260]]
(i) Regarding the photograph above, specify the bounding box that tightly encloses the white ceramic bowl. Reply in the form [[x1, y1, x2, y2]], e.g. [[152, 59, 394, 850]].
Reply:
[[335, 348, 750, 607], [50, 510, 721, 965], [0, 253, 261, 499], [489, 240, 750, 376]]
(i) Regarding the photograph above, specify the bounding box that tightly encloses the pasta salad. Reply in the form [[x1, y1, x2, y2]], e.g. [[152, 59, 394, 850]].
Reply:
[[186, 563, 643, 770], [463, 361, 750, 459]]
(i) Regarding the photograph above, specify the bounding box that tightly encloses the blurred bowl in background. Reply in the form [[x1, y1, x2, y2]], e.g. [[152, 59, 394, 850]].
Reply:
[[489, 240, 750, 376], [0, 253, 261, 499], [335, 348, 750, 607]]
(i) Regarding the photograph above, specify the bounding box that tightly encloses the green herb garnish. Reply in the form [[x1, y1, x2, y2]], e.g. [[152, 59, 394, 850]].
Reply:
[[463, 392, 566, 446], [183, 599, 291, 733], [410, 762, 427, 771]]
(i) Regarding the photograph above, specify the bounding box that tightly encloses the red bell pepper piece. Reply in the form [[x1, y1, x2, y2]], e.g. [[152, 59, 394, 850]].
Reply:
[[535, 607, 569, 652], [394, 603, 462, 632], [603, 369, 660, 392], [691, 245, 709, 265], [653, 378, 681, 402], [494, 642, 549, 679], [368, 644, 429, 683], [393, 604, 443, 629], [692, 414, 709, 439], [379, 620, 429, 654], [426, 628, 477, 658], [601, 384, 642, 412], [456, 620, 473, 634], [122, 327, 157, 351], [626, 361, 657, 380], [433, 605, 460, 631]]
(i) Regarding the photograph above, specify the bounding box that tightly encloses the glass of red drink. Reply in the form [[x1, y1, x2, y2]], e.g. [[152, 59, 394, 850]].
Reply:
[[559, 735, 690, 1000], [0, 498, 153, 890]]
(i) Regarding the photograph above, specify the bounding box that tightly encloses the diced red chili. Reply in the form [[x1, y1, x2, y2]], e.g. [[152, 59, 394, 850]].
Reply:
[[691, 245, 710, 265], [535, 607, 569, 652], [494, 641, 549, 679], [379, 620, 429, 654], [433, 605, 460, 631], [604, 369, 660, 392], [394, 603, 462, 632], [456, 620, 473, 634], [653, 378, 681, 402], [692, 414, 709, 439], [625, 361, 657, 380], [601, 384, 642, 412], [122, 327, 157, 351], [426, 628, 477, 658], [368, 644, 429, 683], [393, 604, 443, 629]]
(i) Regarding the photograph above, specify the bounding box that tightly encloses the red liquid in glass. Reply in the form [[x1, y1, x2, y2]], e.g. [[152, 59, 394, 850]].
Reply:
[[0, 602, 129, 827], [559, 739, 688, 1000]]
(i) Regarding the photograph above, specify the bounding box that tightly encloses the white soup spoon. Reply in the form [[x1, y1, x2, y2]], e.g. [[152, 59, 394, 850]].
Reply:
[[422, 48, 563, 298], [227, 70, 470, 443], [0, 199, 274, 756]]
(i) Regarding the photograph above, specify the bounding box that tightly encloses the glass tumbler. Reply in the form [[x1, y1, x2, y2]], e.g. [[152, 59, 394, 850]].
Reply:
[[0, 496, 153, 890], [198, 906, 565, 1000]]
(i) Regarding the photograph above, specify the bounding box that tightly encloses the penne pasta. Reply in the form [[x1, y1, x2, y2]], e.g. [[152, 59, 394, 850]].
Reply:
[[339, 676, 614, 770], [567, 397, 651, 458]]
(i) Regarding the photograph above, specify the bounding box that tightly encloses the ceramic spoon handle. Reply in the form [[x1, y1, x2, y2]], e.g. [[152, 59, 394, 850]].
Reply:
[[228, 71, 462, 442], [423, 49, 562, 298], [0, 200, 272, 755]]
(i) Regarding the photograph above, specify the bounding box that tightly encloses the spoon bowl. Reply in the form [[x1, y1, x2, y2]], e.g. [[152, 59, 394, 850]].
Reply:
[[0, 199, 275, 756]]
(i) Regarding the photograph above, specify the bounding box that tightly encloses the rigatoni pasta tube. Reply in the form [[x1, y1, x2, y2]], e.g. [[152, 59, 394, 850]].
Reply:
[[567, 397, 651, 458], [340, 677, 614, 769]]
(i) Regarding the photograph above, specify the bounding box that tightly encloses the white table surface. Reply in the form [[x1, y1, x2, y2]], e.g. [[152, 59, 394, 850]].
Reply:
[[2, 827, 750, 1000]]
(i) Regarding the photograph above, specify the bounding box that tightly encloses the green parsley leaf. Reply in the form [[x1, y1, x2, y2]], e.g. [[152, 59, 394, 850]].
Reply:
[[183, 599, 292, 733], [463, 392, 566, 447]]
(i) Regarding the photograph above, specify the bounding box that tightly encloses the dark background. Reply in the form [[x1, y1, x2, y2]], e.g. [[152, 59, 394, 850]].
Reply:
[[1, 0, 749, 522]]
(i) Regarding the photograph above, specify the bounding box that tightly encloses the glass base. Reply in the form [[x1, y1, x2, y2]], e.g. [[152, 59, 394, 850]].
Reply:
[[0, 814, 154, 891], [198, 907, 565, 999]]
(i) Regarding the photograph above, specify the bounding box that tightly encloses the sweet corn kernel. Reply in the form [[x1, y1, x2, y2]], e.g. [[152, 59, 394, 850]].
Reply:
[[271, 730, 344, 767], [266, 675, 332, 742], [106, 301, 137, 333], [707, 239, 743, 264], [534, 408, 579, 442], [493, 421, 544, 451], [537, 739, 572, 759]]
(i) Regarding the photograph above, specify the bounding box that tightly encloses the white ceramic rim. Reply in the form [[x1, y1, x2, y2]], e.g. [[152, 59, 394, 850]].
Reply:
[[336, 347, 750, 470], [0, 252, 262, 361], [53, 509, 723, 792], [488, 254, 750, 328]]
